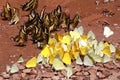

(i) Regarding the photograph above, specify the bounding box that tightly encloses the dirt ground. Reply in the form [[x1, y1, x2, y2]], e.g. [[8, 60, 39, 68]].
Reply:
[[0, 0, 120, 79]]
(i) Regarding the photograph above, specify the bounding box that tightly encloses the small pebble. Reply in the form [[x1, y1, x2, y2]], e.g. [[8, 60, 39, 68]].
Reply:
[[17, 64, 25, 70], [117, 7, 120, 11], [83, 71, 90, 76], [31, 68, 37, 75], [61, 70, 66, 76], [12, 74, 21, 80], [113, 23, 118, 26], [41, 72, 54, 78], [11, 61, 14, 64], [75, 71, 82, 76], [117, 75, 120, 79], [103, 62, 116, 69], [103, 0, 109, 3], [95, 0, 100, 6], [0, 76, 4, 80], [12, 55, 16, 58], [21, 72, 26, 78], [1, 72, 10, 79], [57, 71, 65, 78], [42, 78, 51, 80], [76, 76, 84, 80], [52, 76, 60, 80], [89, 69, 97, 80], [97, 71, 106, 79], [28, 75, 36, 79], [110, 0, 115, 2], [22, 69, 31, 74], [73, 65, 81, 74]]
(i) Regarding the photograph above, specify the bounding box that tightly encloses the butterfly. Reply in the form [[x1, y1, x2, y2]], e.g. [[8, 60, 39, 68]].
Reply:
[[52, 56, 66, 70], [6, 64, 19, 74], [83, 55, 93, 66], [26, 57, 37, 68], [76, 55, 94, 66], [1, 2, 12, 20], [22, 0, 39, 11], [69, 13, 80, 30], [60, 12, 70, 31], [54, 5, 62, 19], [13, 25, 28, 46], [9, 7, 20, 25], [39, 6, 46, 21], [103, 26, 114, 38], [17, 56, 24, 63]]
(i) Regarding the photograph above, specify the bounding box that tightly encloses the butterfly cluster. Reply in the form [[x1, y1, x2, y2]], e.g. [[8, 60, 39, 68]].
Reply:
[[39, 26, 116, 66], [24, 26, 118, 78], [1, 2, 19, 25], [1, 0, 80, 49]]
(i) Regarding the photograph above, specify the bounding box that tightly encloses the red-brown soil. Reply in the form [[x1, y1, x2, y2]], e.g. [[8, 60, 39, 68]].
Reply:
[[0, 0, 120, 79]]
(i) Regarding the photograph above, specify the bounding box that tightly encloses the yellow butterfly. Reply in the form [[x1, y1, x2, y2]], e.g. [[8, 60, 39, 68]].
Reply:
[[61, 35, 71, 45], [62, 52, 71, 65], [26, 57, 37, 68], [40, 45, 51, 57]]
